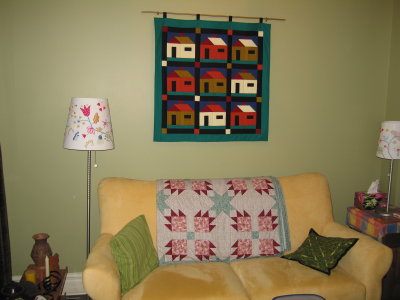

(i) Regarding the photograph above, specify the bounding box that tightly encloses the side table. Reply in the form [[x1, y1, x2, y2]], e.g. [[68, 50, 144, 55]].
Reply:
[[346, 207, 400, 300], [381, 233, 400, 300], [21, 267, 68, 300]]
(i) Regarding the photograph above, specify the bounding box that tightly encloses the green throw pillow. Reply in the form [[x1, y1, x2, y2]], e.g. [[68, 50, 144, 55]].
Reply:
[[282, 228, 358, 275], [110, 215, 159, 295]]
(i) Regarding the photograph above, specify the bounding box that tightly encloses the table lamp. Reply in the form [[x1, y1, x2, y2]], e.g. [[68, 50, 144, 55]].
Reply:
[[63, 97, 114, 257], [376, 121, 400, 216]]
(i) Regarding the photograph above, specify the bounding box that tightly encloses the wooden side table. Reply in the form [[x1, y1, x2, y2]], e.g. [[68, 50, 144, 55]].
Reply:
[[47, 268, 68, 300], [21, 267, 68, 300], [346, 207, 400, 300], [381, 233, 400, 300]]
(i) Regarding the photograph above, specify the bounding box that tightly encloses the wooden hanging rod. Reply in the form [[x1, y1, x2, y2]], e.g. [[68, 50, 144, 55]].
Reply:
[[142, 11, 286, 22]]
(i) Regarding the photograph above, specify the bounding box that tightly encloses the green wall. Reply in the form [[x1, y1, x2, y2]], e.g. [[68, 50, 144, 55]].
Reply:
[[1, 1, 9, 147], [382, 0, 400, 204], [0, 0, 396, 274]]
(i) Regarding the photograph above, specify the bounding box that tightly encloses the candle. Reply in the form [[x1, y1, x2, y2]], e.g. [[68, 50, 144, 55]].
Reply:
[[25, 269, 36, 284], [45, 256, 50, 277]]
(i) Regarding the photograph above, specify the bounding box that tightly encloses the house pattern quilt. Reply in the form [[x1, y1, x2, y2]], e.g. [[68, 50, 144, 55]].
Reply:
[[153, 18, 271, 142], [156, 177, 290, 265]]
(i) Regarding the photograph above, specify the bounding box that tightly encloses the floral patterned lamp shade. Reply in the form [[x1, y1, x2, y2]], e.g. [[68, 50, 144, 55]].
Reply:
[[376, 121, 400, 216], [377, 121, 400, 160], [63, 97, 114, 150]]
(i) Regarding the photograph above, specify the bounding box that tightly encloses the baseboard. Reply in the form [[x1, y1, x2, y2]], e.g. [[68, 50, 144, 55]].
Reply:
[[13, 272, 85, 295], [63, 272, 85, 295]]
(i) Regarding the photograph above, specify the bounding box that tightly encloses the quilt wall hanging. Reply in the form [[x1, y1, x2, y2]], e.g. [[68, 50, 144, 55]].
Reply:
[[153, 18, 271, 142], [156, 177, 291, 265]]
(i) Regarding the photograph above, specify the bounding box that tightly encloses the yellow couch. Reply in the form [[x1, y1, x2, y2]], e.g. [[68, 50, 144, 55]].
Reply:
[[83, 173, 392, 300]]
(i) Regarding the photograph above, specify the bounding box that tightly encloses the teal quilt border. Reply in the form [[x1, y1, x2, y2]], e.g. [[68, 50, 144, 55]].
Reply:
[[154, 18, 271, 142]]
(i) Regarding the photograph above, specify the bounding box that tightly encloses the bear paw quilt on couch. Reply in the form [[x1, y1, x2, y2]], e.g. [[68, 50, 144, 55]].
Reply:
[[83, 173, 392, 300]]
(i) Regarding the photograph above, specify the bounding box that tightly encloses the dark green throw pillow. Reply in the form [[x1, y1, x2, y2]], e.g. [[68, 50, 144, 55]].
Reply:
[[282, 228, 358, 275], [110, 215, 159, 295]]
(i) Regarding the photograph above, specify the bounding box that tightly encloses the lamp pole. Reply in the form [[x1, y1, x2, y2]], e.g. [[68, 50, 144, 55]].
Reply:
[[382, 159, 394, 217], [86, 151, 92, 258]]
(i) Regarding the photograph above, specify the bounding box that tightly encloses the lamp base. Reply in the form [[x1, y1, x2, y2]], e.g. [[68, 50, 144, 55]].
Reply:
[[379, 212, 392, 217], [376, 206, 395, 217], [374, 204, 389, 216]]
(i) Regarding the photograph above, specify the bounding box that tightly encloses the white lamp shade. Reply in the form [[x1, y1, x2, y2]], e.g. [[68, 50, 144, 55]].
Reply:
[[376, 121, 400, 160], [63, 97, 114, 150]]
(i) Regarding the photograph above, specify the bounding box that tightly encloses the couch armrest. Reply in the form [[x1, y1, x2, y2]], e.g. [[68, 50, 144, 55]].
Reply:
[[322, 222, 392, 300], [83, 233, 121, 300]]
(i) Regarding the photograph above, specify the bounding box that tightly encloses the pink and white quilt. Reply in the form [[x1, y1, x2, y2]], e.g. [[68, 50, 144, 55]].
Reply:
[[156, 177, 290, 265]]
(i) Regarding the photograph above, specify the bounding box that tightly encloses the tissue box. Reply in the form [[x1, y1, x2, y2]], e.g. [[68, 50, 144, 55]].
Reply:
[[354, 192, 388, 210]]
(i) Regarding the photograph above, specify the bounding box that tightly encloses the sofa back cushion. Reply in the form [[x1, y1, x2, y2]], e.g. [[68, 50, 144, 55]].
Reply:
[[98, 173, 334, 252], [98, 178, 157, 245], [156, 177, 291, 264], [279, 173, 334, 251]]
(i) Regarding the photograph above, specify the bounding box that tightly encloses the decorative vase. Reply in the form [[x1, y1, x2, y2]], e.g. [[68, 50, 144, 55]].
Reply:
[[30, 233, 53, 267]]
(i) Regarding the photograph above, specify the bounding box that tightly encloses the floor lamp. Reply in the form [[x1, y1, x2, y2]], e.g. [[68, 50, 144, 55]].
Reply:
[[376, 121, 400, 216], [63, 97, 114, 257]]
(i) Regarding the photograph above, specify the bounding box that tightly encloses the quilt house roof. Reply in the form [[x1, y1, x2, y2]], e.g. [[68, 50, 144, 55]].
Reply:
[[168, 70, 194, 78], [232, 105, 256, 113], [168, 103, 194, 112], [233, 39, 257, 47], [201, 70, 226, 79], [202, 37, 227, 46], [232, 72, 256, 80], [201, 104, 225, 112], [168, 36, 195, 44]]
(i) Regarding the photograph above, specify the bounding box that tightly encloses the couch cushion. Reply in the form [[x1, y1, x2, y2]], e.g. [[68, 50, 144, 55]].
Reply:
[[122, 262, 250, 300], [110, 215, 159, 295], [230, 257, 365, 300], [281, 228, 358, 274]]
